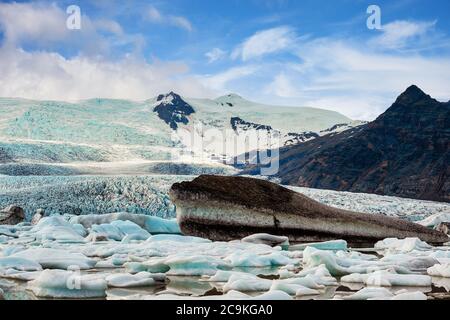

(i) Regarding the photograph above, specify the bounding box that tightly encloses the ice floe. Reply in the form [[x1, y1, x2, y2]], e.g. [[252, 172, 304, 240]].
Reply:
[[27, 269, 107, 298], [418, 212, 450, 229], [0, 257, 42, 272], [105, 272, 165, 288], [11, 248, 96, 270], [341, 270, 432, 287], [427, 264, 450, 278], [374, 238, 434, 253]]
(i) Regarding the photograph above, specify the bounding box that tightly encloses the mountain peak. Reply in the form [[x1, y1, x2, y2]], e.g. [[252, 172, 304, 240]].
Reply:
[[395, 85, 431, 105], [153, 92, 195, 130], [156, 91, 182, 104]]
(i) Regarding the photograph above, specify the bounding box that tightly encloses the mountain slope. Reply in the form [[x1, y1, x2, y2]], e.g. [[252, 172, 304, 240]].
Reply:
[[0, 93, 357, 164], [244, 85, 450, 202]]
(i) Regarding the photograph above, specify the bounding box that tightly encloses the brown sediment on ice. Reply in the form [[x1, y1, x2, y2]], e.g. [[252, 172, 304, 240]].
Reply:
[[170, 175, 449, 244]]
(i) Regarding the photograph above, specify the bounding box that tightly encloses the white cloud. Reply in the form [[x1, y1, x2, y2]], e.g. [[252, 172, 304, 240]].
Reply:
[[265, 73, 298, 98], [231, 26, 296, 61], [205, 48, 226, 63], [370, 20, 437, 50], [200, 66, 259, 91], [0, 2, 139, 57], [268, 38, 450, 120], [0, 46, 214, 101], [0, 2, 68, 46], [146, 6, 193, 32]]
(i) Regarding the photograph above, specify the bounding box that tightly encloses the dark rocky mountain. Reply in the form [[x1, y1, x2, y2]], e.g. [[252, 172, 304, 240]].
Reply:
[[230, 117, 273, 132], [284, 131, 320, 145], [243, 85, 450, 202], [153, 92, 195, 130]]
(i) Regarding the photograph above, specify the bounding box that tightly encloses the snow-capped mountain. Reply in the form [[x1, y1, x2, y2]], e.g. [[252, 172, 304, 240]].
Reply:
[[0, 92, 361, 166], [153, 92, 363, 161]]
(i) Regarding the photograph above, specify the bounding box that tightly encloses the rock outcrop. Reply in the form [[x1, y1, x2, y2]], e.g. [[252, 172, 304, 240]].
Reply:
[[170, 175, 449, 244], [0, 205, 25, 225]]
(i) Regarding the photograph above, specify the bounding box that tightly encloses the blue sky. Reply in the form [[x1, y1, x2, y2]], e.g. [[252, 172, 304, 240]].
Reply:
[[0, 0, 449, 119]]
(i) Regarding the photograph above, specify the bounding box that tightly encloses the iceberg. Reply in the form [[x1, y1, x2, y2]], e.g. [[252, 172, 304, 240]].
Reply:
[[290, 240, 347, 251], [374, 238, 433, 253], [24, 216, 86, 243], [27, 270, 107, 298], [418, 213, 450, 229], [270, 281, 320, 296], [70, 212, 181, 235], [427, 264, 450, 278], [224, 251, 298, 268], [105, 272, 164, 288], [0, 257, 42, 272], [12, 248, 97, 270], [341, 270, 432, 287], [165, 255, 230, 276]]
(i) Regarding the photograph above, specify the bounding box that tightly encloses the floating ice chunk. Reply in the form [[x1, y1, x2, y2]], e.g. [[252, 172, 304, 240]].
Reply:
[[248, 290, 293, 300], [105, 272, 163, 288], [0, 269, 42, 281], [71, 213, 181, 235], [374, 238, 433, 253], [0, 235, 10, 244], [203, 270, 252, 282], [241, 234, 289, 249], [146, 234, 211, 243], [296, 264, 334, 278], [0, 257, 42, 272], [342, 288, 394, 300], [303, 247, 410, 276], [341, 271, 432, 287], [1, 245, 26, 257], [27, 269, 107, 298], [427, 264, 450, 278], [165, 255, 230, 276], [144, 217, 181, 234], [90, 220, 151, 242], [418, 212, 450, 228], [125, 258, 170, 274], [223, 274, 272, 293], [91, 224, 124, 241], [381, 254, 439, 271], [270, 281, 319, 296], [336, 251, 378, 261], [12, 248, 96, 270], [111, 220, 151, 241], [390, 290, 427, 300], [225, 251, 297, 268], [291, 240, 347, 251], [0, 226, 17, 238], [25, 216, 86, 243]]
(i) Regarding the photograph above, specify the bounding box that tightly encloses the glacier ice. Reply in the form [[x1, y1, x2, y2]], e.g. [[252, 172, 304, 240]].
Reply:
[[0, 257, 42, 272], [224, 251, 298, 268], [290, 240, 347, 251], [341, 271, 432, 287], [12, 248, 97, 270], [418, 212, 450, 228], [374, 238, 434, 253], [427, 264, 450, 278], [165, 255, 230, 276], [105, 272, 164, 288], [27, 269, 107, 298]]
